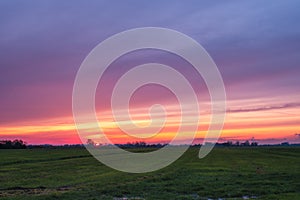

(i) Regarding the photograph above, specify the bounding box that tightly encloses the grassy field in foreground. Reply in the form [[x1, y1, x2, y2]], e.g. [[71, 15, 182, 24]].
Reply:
[[0, 147, 299, 200]]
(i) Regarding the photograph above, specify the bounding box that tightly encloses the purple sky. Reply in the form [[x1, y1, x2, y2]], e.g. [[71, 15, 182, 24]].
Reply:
[[0, 0, 300, 144]]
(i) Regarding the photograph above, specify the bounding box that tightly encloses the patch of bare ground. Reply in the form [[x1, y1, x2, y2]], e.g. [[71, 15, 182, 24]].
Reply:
[[0, 186, 72, 197]]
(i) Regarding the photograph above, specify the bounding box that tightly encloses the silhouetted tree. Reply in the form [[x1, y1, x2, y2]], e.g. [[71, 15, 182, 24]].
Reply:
[[241, 140, 250, 146], [86, 139, 95, 147], [251, 142, 258, 146], [0, 140, 26, 149]]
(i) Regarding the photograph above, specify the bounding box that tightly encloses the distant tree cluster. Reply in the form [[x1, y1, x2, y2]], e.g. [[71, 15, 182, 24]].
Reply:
[[86, 139, 167, 148], [116, 141, 167, 148], [214, 140, 258, 147], [0, 140, 27, 149], [86, 139, 262, 148]]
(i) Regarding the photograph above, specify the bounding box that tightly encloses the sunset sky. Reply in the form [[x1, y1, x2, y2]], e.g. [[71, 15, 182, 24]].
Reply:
[[0, 0, 300, 145]]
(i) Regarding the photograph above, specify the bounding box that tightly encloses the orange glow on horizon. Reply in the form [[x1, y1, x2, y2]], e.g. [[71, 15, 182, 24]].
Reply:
[[0, 97, 299, 145]]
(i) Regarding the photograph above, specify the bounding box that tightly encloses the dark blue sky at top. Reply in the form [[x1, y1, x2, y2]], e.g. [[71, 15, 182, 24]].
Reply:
[[0, 0, 299, 123]]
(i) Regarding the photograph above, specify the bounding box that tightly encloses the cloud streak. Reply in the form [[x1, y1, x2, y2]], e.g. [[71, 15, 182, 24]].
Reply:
[[227, 103, 300, 113]]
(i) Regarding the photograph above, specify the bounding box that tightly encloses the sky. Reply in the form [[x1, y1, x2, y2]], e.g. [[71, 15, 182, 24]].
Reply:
[[0, 0, 300, 145]]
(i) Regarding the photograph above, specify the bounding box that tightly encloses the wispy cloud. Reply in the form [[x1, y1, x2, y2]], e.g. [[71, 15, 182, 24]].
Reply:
[[227, 103, 300, 113]]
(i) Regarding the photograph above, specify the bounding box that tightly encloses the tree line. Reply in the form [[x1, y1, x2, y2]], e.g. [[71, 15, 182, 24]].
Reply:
[[86, 139, 259, 148], [0, 140, 27, 149]]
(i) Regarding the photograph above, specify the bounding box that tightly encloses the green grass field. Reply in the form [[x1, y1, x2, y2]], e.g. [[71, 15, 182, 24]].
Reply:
[[0, 147, 299, 200]]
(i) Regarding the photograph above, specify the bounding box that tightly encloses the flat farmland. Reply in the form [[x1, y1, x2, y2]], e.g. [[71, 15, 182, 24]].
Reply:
[[0, 147, 299, 200]]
